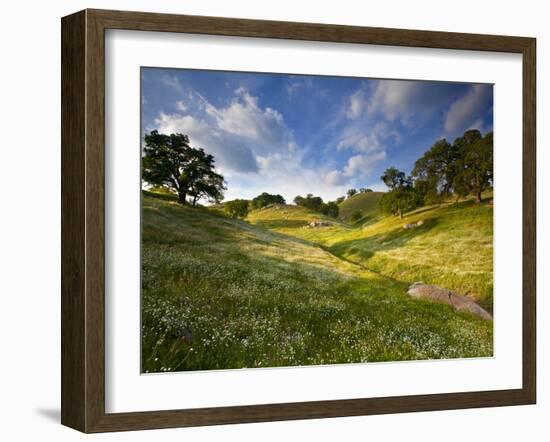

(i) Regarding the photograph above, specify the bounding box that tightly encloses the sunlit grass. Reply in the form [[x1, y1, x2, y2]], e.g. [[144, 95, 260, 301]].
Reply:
[[142, 192, 493, 373], [330, 199, 493, 312], [248, 195, 493, 312]]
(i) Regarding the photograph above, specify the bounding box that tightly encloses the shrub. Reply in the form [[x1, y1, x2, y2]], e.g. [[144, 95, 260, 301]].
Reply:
[[379, 187, 423, 219], [225, 199, 249, 219]]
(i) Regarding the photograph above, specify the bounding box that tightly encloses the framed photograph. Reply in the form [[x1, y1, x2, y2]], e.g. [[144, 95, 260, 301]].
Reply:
[[61, 9, 536, 433]]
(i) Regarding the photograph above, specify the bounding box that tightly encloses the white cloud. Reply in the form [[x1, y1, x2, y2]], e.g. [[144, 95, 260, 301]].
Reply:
[[286, 77, 313, 99], [367, 80, 422, 123], [175, 100, 187, 112], [467, 117, 492, 135], [335, 83, 409, 186], [233, 151, 350, 203], [324, 170, 346, 186], [326, 85, 406, 188], [150, 85, 391, 203], [154, 112, 259, 173], [161, 75, 183, 93], [323, 151, 386, 187], [346, 88, 367, 119], [152, 87, 304, 183], [204, 88, 289, 153], [365, 79, 468, 127], [337, 121, 400, 153], [154, 112, 205, 136], [344, 152, 386, 176], [443, 84, 492, 136]]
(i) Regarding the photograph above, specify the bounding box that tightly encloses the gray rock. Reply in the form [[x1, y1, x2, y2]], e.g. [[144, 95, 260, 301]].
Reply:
[[403, 220, 424, 230], [407, 282, 492, 321], [308, 220, 331, 228]]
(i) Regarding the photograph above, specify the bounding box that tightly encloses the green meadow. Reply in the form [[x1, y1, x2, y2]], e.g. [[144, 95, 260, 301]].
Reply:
[[141, 190, 493, 373]]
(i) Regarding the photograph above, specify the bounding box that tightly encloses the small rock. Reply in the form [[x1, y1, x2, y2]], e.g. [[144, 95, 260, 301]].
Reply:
[[403, 220, 424, 230], [308, 220, 331, 228]]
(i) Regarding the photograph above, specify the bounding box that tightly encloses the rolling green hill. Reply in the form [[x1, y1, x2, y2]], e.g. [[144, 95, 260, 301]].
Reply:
[[338, 191, 384, 224], [248, 198, 494, 313], [142, 191, 493, 372], [329, 200, 494, 312]]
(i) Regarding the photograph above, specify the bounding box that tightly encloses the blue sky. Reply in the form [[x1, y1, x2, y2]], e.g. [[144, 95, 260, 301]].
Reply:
[[141, 68, 493, 203]]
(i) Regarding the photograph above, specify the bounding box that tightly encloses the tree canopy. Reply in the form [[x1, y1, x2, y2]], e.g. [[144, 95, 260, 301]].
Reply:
[[381, 167, 407, 190], [141, 130, 226, 205], [378, 129, 493, 218], [225, 199, 249, 219], [251, 192, 286, 209], [411, 138, 461, 203], [379, 168, 423, 219], [294, 193, 324, 212], [452, 131, 493, 202], [322, 201, 340, 218], [412, 129, 493, 203], [293, 194, 339, 218], [379, 186, 423, 219]]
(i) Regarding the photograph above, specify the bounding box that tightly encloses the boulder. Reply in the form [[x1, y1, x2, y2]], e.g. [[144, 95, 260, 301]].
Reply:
[[407, 282, 492, 321]]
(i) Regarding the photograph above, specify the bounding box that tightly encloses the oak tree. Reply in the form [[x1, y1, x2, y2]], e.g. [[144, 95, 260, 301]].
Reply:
[[142, 131, 226, 205]]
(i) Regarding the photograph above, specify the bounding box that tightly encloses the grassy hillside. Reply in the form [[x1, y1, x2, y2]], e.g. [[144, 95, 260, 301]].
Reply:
[[334, 200, 494, 312], [142, 192, 492, 373], [246, 203, 329, 229], [338, 191, 383, 223], [247, 204, 351, 243], [248, 198, 493, 312]]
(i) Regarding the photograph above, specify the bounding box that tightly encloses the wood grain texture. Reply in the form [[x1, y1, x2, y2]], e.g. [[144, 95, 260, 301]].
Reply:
[[89, 8, 532, 53], [61, 10, 86, 431], [61, 8, 537, 433], [84, 9, 107, 432], [522, 38, 536, 403]]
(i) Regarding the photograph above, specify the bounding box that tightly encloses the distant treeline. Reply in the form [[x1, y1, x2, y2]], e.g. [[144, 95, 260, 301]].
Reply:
[[289, 187, 375, 221], [225, 192, 340, 219], [251, 192, 286, 209]]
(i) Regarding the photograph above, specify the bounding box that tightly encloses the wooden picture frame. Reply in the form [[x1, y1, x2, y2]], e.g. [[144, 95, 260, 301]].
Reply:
[[61, 8, 536, 433]]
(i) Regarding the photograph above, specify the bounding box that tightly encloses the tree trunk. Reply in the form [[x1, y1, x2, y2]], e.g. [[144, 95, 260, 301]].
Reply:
[[475, 191, 482, 203], [398, 208, 403, 219], [178, 191, 187, 205]]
